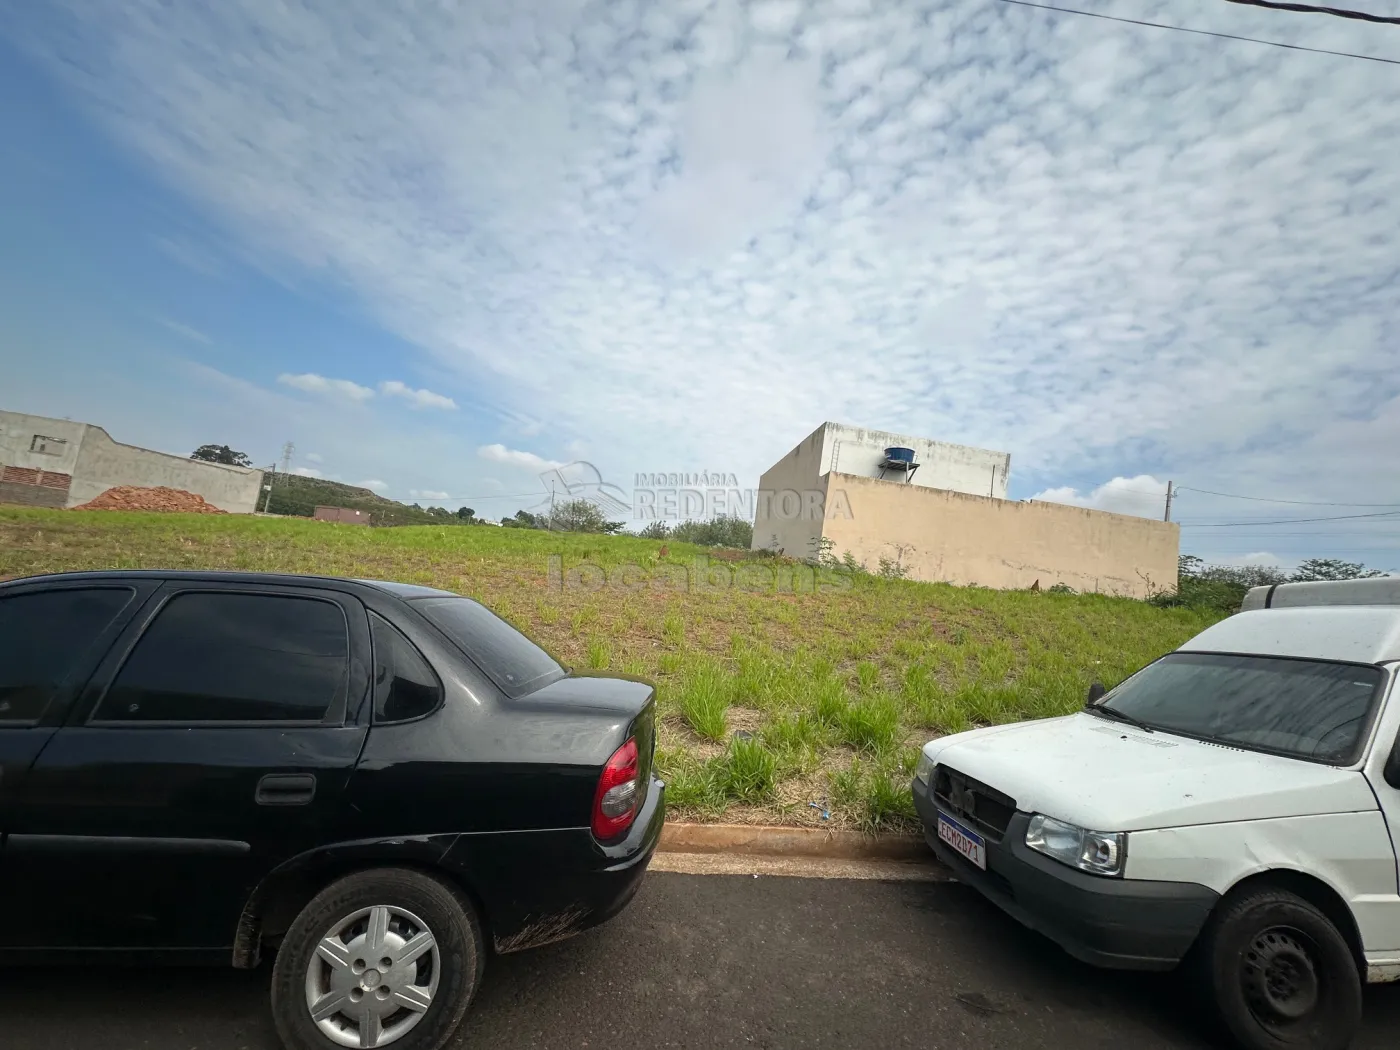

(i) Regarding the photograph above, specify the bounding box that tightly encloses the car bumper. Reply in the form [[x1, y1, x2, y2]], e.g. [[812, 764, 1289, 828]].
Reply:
[[446, 774, 666, 954], [912, 775, 1217, 971]]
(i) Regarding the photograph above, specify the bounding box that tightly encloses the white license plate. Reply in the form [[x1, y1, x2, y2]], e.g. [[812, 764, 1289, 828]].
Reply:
[[937, 812, 986, 870]]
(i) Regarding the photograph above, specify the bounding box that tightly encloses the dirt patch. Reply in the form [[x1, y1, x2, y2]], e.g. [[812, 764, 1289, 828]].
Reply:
[[706, 548, 748, 562], [74, 487, 228, 514], [726, 706, 765, 736], [659, 717, 725, 760]]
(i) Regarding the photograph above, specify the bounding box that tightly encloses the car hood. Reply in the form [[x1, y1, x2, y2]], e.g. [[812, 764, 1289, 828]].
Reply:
[[921, 712, 1376, 832]]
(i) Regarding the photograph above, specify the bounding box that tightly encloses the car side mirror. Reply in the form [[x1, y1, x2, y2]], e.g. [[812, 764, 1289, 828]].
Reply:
[[1086, 681, 1106, 707], [1385, 741, 1400, 790]]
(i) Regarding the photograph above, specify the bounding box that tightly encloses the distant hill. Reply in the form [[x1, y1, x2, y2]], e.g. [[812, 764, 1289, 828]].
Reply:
[[264, 474, 469, 526]]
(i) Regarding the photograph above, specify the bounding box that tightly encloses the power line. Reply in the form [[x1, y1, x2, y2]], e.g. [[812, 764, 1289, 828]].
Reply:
[[1181, 510, 1400, 527], [1223, 0, 1400, 25], [993, 0, 1400, 65], [1177, 486, 1400, 508]]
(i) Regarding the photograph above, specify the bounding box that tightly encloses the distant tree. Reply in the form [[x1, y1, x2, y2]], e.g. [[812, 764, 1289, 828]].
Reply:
[[1291, 558, 1386, 582], [1152, 554, 1284, 612], [1153, 553, 1386, 612], [456, 506, 477, 523], [668, 515, 754, 548], [191, 444, 253, 467], [638, 520, 671, 540], [550, 499, 625, 534], [501, 509, 546, 529]]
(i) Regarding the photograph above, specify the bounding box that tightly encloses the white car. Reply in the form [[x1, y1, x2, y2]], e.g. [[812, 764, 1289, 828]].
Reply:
[[913, 577, 1400, 1050]]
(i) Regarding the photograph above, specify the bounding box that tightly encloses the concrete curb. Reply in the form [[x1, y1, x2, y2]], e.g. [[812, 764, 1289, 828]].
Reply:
[[659, 821, 930, 862]]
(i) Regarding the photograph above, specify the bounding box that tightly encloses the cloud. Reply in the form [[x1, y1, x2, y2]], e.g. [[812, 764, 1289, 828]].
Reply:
[[379, 380, 457, 411], [157, 317, 211, 344], [1029, 475, 1169, 519], [644, 56, 828, 259], [410, 488, 451, 500], [304, 452, 323, 463], [14, 0, 1400, 570], [292, 466, 322, 478], [277, 373, 375, 403], [1230, 552, 1283, 568], [356, 479, 388, 491], [150, 233, 223, 276], [477, 443, 563, 472]]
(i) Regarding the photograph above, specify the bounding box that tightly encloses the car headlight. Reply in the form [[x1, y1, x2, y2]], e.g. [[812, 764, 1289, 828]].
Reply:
[[914, 752, 936, 785], [1025, 814, 1126, 877]]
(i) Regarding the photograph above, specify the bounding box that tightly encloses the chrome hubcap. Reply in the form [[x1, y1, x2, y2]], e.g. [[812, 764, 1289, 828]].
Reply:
[[304, 904, 439, 1048]]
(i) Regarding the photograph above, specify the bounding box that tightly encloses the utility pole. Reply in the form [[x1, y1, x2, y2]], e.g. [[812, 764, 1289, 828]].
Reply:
[[1164, 480, 1174, 523], [547, 484, 556, 530], [261, 465, 275, 514]]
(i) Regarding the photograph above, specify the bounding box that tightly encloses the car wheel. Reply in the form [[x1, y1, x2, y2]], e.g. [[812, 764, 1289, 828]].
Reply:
[[1197, 886, 1361, 1050], [270, 868, 484, 1050]]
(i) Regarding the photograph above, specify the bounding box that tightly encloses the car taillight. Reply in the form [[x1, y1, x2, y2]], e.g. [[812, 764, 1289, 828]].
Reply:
[[592, 738, 639, 841]]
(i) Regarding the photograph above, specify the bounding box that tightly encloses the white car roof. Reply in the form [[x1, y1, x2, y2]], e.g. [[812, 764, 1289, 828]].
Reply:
[[1179, 606, 1400, 665]]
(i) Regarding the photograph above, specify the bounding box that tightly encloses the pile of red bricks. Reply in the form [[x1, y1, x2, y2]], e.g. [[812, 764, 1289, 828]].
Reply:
[[73, 486, 228, 514]]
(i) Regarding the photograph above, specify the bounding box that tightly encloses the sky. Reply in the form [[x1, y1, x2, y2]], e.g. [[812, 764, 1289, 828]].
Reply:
[[0, 0, 1397, 570]]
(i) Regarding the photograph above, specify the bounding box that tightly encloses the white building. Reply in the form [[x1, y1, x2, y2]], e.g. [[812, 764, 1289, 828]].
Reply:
[[752, 422, 1010, 559]]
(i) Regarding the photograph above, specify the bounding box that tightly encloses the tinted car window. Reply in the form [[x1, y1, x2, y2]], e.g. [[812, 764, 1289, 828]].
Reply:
[[371, 612, 442, 722], [1099, 652, 1384, 764], [412, 596, 563, 698], [97, 592, 348, 722], [0, 588, 135, 722]]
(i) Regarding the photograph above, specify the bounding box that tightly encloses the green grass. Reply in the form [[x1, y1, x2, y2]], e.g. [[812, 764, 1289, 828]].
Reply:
[[0, 506, 1223, 833], [678, 661, 730, 742]]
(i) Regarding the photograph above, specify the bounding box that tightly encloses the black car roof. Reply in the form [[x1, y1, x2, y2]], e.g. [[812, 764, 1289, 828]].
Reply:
[[0, 569, 458, 600]]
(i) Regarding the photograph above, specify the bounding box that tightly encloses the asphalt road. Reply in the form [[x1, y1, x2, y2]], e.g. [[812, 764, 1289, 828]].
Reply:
[[5, 871, 1400, 1049]]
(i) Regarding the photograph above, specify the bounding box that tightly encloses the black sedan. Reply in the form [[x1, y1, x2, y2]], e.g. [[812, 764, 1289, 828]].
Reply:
[[0, 570, 664, 1050]]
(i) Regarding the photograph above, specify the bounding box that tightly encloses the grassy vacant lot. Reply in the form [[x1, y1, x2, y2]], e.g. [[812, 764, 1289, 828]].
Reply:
[[0, 508, 1222, 832]]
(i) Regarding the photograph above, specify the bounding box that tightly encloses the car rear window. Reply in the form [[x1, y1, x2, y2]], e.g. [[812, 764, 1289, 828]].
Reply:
[[412, 596, 564, 698]]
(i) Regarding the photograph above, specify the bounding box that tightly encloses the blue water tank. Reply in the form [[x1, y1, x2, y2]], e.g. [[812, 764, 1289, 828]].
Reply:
[[884, 447, 916, 464]]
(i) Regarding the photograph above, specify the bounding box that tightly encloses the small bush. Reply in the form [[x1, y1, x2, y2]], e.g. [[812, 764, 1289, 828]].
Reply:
[[837, 694, 902, 754], [719, 736, 778, 802], [813, 678, 850, 727], [666, 515, 753, 548], [855, 660, 880, 692], [762, 711, 825, 756], [662, 614, 685, 646], [680, 663, 730, 741], [861, 759, 919, 831], [657, 749, 724, 812], [586, 639, 611, 670], [827, 756, 918, 833], [914, 692, 972, 734]]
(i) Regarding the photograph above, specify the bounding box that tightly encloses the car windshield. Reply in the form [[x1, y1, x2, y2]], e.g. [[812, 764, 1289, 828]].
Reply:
[[1096, 652, 1385, 765], [412, 596, 564, 698]]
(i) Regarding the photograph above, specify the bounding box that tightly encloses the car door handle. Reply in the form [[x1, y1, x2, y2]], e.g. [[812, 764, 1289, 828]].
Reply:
[[255, 774, 317, 806]]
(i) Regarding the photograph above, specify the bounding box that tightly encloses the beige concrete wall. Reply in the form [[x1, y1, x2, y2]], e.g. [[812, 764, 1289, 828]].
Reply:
[[822, 423, 1010, 499], [751, 422, 826, 559], [820, 473, 1178, 598], [71, 427, 264, 513], [0, 411, 87, 474]]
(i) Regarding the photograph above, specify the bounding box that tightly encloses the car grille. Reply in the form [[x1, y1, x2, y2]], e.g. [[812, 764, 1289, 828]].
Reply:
[[932, 765, 1016, 842]]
